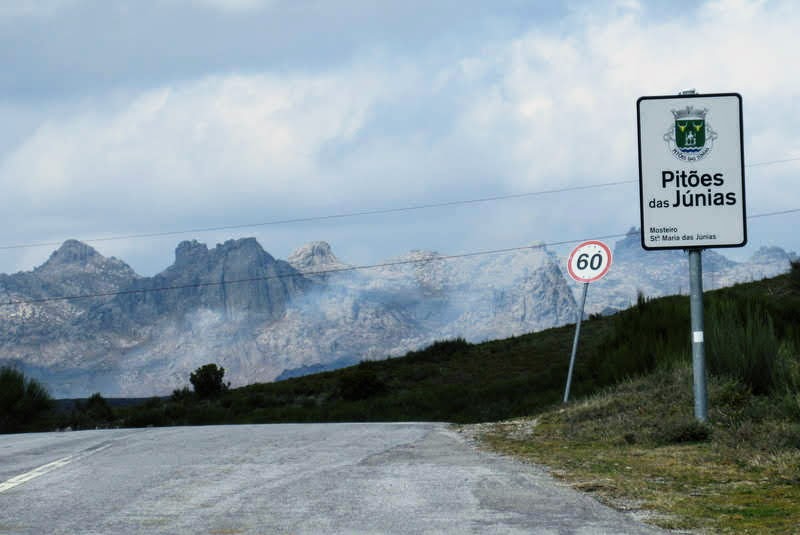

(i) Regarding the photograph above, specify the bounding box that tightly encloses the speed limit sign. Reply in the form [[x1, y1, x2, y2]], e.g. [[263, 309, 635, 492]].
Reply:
[[567, 240, 612, 283], [563, 239, 612, 403]]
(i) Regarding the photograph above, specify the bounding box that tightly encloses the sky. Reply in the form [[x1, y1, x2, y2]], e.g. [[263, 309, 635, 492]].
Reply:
[[1, 0, 799, 277]]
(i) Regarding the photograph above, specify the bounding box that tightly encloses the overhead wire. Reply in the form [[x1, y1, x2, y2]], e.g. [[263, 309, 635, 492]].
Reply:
[[2, 206, 798, 307], [0, 180, 636, 251], [1, 154, 798, 252], [0, 233, 630, 306]]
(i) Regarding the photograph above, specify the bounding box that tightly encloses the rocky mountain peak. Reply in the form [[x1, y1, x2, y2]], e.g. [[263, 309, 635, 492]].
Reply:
[[34, 240, 137, 280], [174, 240, 209, 266], [107, 237, 305, 324], [288, 241, 345, 273], [41, 240, 100, 267], [174, 238, 275, 268], [213, 238, 276, 265]]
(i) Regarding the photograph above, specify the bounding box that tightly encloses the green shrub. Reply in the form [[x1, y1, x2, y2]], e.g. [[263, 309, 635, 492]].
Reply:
[[707, 298, 781, 395], [171, 387, 193, 402], [190, 363, 230, 399], [592, 295, 690, 384], [790, 260, 800, 290], [85, 392, 114, 422], [653, 416, 712, 444], [0, 367, 53, 433]]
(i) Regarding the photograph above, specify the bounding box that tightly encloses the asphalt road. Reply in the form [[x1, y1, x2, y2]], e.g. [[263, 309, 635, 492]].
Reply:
[[0, 423, 667, 534]]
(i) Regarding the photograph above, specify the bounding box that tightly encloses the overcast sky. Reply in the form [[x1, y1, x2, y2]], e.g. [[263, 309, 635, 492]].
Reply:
[[1, 0, 798, 276]]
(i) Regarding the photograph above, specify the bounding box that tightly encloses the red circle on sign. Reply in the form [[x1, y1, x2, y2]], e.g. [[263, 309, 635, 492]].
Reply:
[[567, 240, 613, 283]]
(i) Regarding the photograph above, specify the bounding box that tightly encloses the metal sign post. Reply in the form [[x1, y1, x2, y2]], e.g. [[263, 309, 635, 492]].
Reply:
[[564, 281, 589, 404], [637, 89, 746, 422], [563, 241, 612, 403], [688, 248, 708, 421]]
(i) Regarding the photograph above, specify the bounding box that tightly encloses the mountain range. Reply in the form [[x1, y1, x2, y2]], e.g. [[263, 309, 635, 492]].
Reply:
[[0, 230, 793, 397]]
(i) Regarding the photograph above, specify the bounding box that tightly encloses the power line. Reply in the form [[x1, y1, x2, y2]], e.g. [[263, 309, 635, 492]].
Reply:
[[747, 156, 800, 167], [0, 180, 635, 251], [2, 154, 798, 252], [748, 207, 800, 219], [3, 207, 797, 307], [0, 233, 628, 307]]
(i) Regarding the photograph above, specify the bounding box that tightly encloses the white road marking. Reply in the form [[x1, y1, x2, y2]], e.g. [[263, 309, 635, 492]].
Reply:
[[0, 443, 112, 493]]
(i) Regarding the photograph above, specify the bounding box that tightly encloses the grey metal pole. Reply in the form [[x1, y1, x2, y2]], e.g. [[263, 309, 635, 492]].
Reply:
[[688, 249, 709, 422], [676, 87, 708, 422], [564, 282, 589, 403]]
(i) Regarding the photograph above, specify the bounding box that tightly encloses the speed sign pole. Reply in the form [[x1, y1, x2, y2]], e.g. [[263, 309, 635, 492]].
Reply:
[[563, 240, 613, 403]]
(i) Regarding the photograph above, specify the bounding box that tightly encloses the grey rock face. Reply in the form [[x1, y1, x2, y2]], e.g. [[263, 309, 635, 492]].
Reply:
[[258, 245, 578, 380], [288, 241, 345, 271], [107, 238, 310, 322], [288, 241, 350, 281], [0, 241, 140, 390]]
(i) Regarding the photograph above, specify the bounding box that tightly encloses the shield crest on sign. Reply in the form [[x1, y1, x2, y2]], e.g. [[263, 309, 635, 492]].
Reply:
[[675, 117, 705, 151], [663, 105, 717, 161]]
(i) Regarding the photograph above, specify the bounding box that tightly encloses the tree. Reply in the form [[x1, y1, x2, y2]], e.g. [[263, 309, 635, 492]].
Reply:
[[0, 366, 53, 433], [189, 363, 229, 398], [84, 392, 114, 422]]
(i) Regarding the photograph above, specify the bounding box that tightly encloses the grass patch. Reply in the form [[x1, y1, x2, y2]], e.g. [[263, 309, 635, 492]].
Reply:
[[472, 364, 800, 533]]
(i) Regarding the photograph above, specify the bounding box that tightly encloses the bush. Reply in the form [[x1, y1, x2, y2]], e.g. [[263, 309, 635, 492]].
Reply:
[[0, 367, 53, 433], [190, 363, 230, 399], [338, 366, 387, 401], [171, 387, 193, 402], [707, 298, 781, 395], [653, 416, 712, 444], [85, 392, 114, 422], [592, 295, 690, 384], [790, 260, 800, 290]]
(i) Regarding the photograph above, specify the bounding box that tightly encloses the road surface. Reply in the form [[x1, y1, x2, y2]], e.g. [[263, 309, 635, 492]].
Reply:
[[0, 423, 666, 534]]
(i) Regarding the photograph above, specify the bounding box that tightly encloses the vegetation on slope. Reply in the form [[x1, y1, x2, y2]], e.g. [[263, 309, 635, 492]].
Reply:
[[477, 362, 800, 533], [472, 262, 800, 533]]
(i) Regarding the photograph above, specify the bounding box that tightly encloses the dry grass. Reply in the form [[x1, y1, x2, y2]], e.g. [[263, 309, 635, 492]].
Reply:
[[468, 365, 800, 534]]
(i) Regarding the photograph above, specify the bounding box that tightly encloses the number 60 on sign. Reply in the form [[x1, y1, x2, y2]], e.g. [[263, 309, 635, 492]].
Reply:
[[567, 241, 612, 283]]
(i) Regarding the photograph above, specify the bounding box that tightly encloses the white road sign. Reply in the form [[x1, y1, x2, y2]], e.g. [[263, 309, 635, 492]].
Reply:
[[637, 93, 746, 250], [567, 240, 612, 283]]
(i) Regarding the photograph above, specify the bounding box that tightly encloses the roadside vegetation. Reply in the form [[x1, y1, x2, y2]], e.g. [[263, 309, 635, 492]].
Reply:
[[477, 362, 800, 533], [0, 366, 53, 433], [476, 262, 800, 533]]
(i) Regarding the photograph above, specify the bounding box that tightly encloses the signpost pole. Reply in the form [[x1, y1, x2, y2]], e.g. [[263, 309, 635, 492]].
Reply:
[[688, 249, 709, 422], [563, 281, 589, 404]]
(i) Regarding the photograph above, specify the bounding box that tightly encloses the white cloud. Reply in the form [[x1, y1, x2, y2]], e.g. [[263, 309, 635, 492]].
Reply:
[[1, 0, 799, 274], [1, 71, 385, 217], [442, 0, 800, 201]]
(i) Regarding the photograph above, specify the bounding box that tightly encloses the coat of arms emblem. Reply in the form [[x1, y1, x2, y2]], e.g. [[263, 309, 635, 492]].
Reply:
[[663, 105, 717, 161]]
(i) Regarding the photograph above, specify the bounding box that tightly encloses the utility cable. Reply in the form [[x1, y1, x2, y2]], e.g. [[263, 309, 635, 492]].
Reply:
[[0, 180, 635, 251], [2, 206, 797, 307], [0, 233, 629, 307], [1, 154, 798, 252]]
